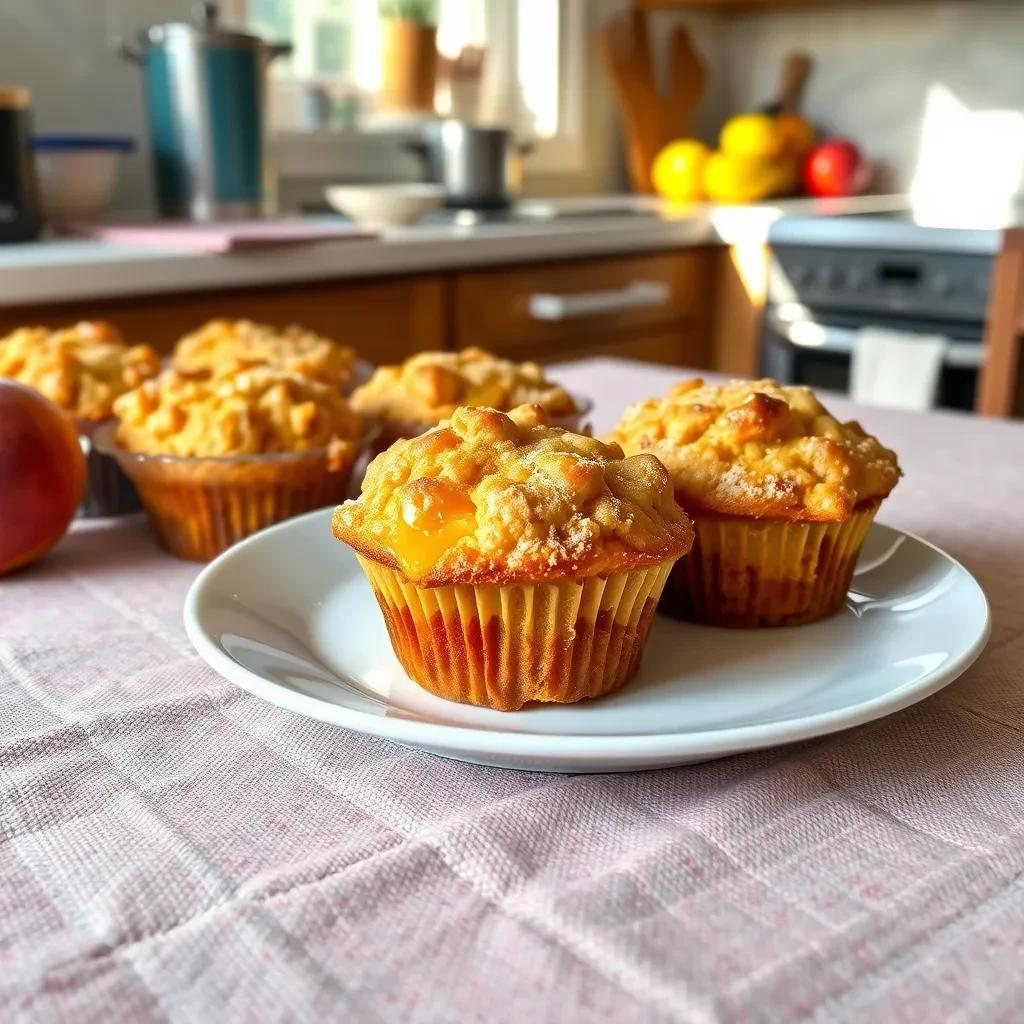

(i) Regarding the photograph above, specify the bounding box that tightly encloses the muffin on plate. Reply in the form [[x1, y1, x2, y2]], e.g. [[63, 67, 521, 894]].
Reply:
[[171, 318, 359, 390], [0, 321, 161, 516], [350, 347, 589, 446], [607, 378, 901, 627], [332, 403, 693, 711], [100, 367, 368, 560]]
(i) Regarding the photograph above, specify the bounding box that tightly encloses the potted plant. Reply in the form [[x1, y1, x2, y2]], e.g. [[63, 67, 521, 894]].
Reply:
[[379, 0, 438, 113]]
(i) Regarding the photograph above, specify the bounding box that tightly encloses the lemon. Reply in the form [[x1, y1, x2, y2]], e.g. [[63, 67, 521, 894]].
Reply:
[[651, 139, 711, 203], [703, 151, 781, 204], [720, 114, 784, 159]]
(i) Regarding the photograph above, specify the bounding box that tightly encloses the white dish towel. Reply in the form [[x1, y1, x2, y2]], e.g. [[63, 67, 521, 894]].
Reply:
[[850, 327, 949, 411]]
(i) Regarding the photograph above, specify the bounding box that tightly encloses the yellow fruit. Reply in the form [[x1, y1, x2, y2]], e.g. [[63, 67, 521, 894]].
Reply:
[[651, 139, 710, 202], [776, 114, 816, 156], [703, 151, 781, 204], [720, 114, 784, 159]]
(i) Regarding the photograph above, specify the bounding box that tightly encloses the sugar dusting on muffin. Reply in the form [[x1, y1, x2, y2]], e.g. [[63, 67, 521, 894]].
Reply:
[[607, 378, 901, 521], [332, 403, 693, 585]]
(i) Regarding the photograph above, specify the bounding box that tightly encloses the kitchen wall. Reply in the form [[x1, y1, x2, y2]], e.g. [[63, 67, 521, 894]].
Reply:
[[666, 0, 1024, 197], [1, 0, 194, 214]]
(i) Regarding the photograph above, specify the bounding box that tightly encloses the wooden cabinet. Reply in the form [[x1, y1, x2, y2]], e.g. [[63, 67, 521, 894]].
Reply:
[[0, 248, 729, 373], [453, 249, 713, 366], [0, 275, 447, 365]]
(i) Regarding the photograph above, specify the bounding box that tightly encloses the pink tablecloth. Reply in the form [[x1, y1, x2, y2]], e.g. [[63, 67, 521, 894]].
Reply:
[[3, 358, 1024, 1023]]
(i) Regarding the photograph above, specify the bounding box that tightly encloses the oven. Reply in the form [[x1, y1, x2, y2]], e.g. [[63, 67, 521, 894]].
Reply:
[[759, 239, 993, 412]]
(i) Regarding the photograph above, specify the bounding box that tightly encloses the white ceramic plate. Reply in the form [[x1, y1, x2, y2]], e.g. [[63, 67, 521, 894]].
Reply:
[[184, 509, 990, 773]]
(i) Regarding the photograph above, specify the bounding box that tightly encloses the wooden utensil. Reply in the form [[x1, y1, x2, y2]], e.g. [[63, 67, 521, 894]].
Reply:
[[760, 51, 813, 116], [597, 12, 706, 193], [666, 25, 707, 139]]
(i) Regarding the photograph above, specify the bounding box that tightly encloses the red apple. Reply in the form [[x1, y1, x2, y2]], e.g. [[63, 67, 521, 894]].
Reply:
[[802, 139, 871, 198], [0, 380, 86, 574]]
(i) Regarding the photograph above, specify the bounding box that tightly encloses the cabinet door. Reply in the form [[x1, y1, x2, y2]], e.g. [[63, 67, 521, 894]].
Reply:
[[454, 250, 713, 361], [0, 275, 447, 364]]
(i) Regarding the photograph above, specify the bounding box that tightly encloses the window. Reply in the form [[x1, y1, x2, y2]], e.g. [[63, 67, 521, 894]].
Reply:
[[224, 0, 582, 161]]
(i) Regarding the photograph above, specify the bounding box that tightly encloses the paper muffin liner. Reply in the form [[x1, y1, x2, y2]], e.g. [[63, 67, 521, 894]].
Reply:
[[660, 501, 880, 627], [75, 419, 143, 518], [357, 556, 675, 711], [97, 425, 365, 561]]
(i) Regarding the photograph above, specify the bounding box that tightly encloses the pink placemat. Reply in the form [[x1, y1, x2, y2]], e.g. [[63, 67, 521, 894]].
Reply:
[[69, 219, 374, 253], [2, 359, 1023, 1022]]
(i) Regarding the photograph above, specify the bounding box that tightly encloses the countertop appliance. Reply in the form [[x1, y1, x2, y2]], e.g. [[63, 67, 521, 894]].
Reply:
[[120, 2, 289, 221], [761, 213, 995, 411], [0, 86, 40, 242]]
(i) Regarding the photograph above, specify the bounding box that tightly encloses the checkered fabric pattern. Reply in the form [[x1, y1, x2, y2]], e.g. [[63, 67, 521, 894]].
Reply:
[[2, 359, 1023, 1023]]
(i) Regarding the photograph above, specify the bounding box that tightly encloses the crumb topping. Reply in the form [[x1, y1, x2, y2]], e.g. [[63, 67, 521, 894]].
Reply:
[[332, 404, 693, 585], [171, 318, 356, 387], [607, 378, 901, 521], [0, 321, 161, 421], [349, 347, 577, 426], [113, 367, 362, 458]]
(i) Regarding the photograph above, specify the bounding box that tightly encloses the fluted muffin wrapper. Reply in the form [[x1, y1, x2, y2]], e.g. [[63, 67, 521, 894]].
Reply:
[[660, 501, 880, 627], [357, 556, 675, 711], [110, 444, 361, 562], [75, 418, 142, 518]]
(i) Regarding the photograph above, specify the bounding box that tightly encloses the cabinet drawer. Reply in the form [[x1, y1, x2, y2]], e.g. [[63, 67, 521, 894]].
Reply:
[[530, 328, 708, 369], [454, 250, 713, 354], [0, 275, 446, 365]]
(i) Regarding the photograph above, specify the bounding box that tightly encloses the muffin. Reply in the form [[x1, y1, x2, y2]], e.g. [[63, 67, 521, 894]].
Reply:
[[101, 367, 367, 560], [608, 378, 901, 627], [332, 404, 693, 711], [171, 318, 358, 390], [350, 347, 588, 445], [0, 321, 162, 516]]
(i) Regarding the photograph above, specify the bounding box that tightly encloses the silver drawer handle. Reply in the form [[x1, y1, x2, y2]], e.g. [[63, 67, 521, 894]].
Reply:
[[768, 314, 985, 369], [529, 280, 670, 321]]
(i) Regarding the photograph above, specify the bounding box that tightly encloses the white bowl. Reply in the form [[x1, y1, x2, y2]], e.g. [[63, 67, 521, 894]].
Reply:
[[33, 135, 132, 223], [324, 183, 445, 230]]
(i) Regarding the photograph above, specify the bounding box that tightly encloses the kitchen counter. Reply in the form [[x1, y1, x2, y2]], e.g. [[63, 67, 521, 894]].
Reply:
[[0, 194, 909, 306]]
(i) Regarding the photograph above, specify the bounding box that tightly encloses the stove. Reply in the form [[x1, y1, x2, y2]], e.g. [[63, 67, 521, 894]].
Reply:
[[761, 212, 996, 411]]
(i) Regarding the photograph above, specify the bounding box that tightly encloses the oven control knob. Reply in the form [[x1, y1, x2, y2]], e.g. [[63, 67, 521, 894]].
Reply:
[[846, 267, 866, 290], [788, 264, 810, 286], [816, 266, 837, 287], [931, 273, 951, 296]]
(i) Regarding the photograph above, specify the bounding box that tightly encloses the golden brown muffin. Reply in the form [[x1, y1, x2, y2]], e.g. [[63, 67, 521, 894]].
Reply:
[[106, 369, 366, 561], [608, 378, 901, 626], [608, 378, 900, 521], [349, 347, 578, 432], [114, 367, 362, 459], [333, 404, 693, 710], [0, 321, 161, 421], [171, 318, 356, 388]]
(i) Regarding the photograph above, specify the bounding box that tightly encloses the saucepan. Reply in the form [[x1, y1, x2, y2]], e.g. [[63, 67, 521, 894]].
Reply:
[[406, 120, 533, 209]]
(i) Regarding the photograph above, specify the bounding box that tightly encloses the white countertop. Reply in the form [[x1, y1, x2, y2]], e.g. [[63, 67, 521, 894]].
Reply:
[[0, 194, 912, 307]]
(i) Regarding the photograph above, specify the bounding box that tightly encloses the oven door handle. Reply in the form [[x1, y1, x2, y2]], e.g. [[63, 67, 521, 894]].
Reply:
[[767, 314, 984, 368]]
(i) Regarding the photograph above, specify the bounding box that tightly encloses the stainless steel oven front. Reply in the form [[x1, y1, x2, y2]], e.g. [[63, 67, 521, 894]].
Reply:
[[759, 243, 991, 411]]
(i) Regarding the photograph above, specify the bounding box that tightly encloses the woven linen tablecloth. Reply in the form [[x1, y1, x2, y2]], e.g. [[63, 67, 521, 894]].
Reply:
[[3, 357, 1024, 1024]]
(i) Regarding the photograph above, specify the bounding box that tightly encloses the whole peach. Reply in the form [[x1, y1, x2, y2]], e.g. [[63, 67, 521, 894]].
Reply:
[[0, 379, 86, 574]]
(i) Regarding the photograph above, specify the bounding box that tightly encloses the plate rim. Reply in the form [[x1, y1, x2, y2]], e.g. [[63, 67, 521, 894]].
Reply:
[[183, 508, 991, 764]]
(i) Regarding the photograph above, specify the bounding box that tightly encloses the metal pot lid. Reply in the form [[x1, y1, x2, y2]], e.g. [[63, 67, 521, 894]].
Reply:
[[139, 2, 275, 50]]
